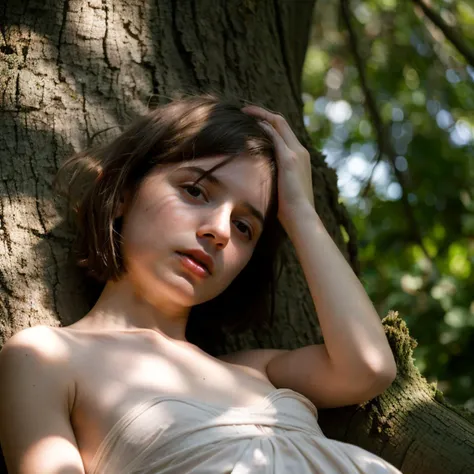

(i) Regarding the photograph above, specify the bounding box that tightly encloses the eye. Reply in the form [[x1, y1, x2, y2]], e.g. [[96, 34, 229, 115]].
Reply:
[[182, 184, 206, 200], [234, 220, 253, 239]]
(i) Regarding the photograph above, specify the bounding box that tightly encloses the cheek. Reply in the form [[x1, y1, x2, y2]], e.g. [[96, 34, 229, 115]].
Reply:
[[124, 194, 192, 241]]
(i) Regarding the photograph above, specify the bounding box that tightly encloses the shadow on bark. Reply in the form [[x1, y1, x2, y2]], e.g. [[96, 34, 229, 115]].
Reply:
[[0, 117, 99, 337]]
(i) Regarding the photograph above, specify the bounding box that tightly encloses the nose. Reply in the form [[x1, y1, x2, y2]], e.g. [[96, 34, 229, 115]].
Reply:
[[197, 205, 232, 249]]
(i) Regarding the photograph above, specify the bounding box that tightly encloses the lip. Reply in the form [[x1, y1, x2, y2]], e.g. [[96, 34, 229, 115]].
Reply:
[[176, 249, 214, 275]]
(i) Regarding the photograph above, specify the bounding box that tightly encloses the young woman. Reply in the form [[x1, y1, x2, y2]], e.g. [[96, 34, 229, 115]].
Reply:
[[0, 95, 402, 473]]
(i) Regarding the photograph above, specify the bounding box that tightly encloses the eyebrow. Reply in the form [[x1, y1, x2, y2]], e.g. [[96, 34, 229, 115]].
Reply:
[[179, 165, 265, 227]]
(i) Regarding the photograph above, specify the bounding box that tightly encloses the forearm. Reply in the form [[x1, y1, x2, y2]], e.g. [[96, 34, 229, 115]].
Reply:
[[284, 203, 396, 380]]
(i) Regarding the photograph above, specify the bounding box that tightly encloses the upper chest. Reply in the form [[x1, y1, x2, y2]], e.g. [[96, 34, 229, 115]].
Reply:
[[70, 331, 272, 401], [62, 330, 275, 468]]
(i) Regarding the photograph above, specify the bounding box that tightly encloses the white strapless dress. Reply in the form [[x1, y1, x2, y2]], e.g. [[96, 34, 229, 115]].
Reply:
[[88, 388, 402, 473]]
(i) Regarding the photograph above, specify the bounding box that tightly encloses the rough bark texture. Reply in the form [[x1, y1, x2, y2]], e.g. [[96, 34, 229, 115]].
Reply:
[[0, 0, 473, 473]]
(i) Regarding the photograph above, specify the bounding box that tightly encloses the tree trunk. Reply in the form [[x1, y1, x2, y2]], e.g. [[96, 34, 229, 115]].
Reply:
[[0, 1, 473, 473]]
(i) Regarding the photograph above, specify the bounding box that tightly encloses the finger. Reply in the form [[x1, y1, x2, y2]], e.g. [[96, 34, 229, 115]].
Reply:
[[259, 121, 291, 165], [242, 105, 301, 150]]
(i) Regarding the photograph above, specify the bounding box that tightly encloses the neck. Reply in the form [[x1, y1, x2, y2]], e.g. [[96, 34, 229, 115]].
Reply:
[[78, 277, 190, 341]]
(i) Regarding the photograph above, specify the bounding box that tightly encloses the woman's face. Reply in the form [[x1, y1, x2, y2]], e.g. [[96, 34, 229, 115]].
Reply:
[[119, 155, 273, 309]]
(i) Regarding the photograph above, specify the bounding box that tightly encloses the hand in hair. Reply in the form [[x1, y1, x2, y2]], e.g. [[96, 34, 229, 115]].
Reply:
[[241, 105, 314, 233]]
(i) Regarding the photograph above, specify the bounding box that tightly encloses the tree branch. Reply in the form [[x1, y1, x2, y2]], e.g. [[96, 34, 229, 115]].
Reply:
[[360, 148, 382, 198], [411, 0, 474, 68], [339, 0, 437, 271]]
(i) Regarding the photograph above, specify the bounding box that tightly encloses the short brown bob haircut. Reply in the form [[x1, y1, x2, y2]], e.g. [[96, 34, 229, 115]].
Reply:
[[55, 94, 285, 354]]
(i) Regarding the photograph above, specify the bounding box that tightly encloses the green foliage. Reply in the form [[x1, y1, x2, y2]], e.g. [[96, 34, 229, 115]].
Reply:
[[303, 0, 474, 407]]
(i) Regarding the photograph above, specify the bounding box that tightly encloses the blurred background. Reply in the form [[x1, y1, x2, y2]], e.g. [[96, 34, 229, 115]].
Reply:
[[302, 0, 474, 409]]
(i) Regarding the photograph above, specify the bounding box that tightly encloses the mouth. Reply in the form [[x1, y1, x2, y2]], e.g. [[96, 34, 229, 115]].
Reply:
[[176, 252, 211, 276]]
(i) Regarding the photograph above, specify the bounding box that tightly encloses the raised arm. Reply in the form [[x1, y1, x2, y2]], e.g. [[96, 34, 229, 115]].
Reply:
[[0, 326, 85, 474], [241, 106, 397, 408]]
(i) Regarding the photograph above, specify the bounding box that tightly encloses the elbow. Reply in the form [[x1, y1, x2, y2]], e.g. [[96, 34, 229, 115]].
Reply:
[[384, 359, 398, 383], [367, 350, 398, 385], [366, 360, 397, 398], [378, 352, 398, 384], [355, 355, 397, 400], [332, 359, 397, 406], [376, 363, 397, 390]]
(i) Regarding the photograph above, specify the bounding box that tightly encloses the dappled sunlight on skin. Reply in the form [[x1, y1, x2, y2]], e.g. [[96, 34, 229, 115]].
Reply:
[[126, 355, 189, 387], [0, 327, 85, 472], [25, 435, 82, 472], [46, 326, 270, 471], [55, 326, 280, 448], [119, 155, 273, 314], [89, 331, 254, 406], [23, 325, 71, 362]]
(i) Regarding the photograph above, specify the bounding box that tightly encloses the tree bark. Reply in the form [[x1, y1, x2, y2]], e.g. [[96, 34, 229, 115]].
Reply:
[[0, 1, 473, 473], [319, 313, 474, 473]]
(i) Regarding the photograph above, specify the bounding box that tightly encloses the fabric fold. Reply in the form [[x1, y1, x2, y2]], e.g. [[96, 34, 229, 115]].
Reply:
[[88, 388, 402, 474]]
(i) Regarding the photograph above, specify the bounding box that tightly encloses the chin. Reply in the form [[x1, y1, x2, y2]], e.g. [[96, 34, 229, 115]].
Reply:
[[161, 272, 209, 305]]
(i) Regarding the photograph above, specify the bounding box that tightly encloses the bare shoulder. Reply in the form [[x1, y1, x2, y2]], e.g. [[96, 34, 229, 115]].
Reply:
[[2, 325, 71, 356], [0, 326, 85, 473], [1, 325, 75, 376], [218, 348, 289, 373], [0, 325, 75, 408]]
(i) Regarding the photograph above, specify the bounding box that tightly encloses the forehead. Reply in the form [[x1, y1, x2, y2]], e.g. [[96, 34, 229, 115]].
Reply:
[[183, 155, 272, 183]]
